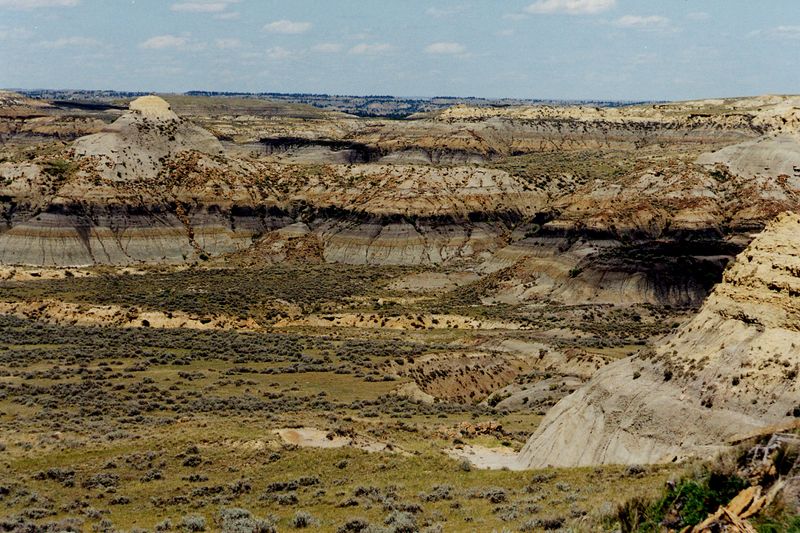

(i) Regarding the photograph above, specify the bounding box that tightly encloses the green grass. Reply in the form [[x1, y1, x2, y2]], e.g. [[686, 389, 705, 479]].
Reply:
[[2, 423, 675, 532], [0, 311, 678, 532], [0, 259, 693, 532]]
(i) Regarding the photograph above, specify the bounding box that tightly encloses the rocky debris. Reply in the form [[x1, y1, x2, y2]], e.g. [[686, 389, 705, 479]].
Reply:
[[225, 224, 325, 266], [518, 212, 800, 468], [692, 506, 757, 532], [274, 427, 405, 454], [689, 432, 800, 531], [383, 352, 531, 403], [437, 421, 507, 440], [275, 313, 520, 331]]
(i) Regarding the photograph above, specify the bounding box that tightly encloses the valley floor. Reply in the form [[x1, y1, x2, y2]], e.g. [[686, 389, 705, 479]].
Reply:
[[0, 263, 684, 531]]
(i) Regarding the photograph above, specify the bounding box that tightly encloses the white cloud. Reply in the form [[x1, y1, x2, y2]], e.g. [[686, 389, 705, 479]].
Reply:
[[424, 41, 466, 55], [525, 0, 615, 15], [311, 42, 343, 53], [264, 20, 312, 34], [425, 5, 466, 18], [40, 36, 100, 48], [346, 32, 373, 41], [0, 26, 32, 40], [348, 42, 394, 55], [171, 2, 227, 12], [171, 1, 238, 20], [630, 52, 658, 65], [214, 11, 239, 20], [214, 38, 240, 49], [496, 28, 515, 37], [266, 46, 292, 60], [773, 25, 800, 39], [614, 15, 670, 29], [0, 0, 77, 8], [686, 12, 710, 22], [139, 34, 205, 51], [140, 35, 188, 49]]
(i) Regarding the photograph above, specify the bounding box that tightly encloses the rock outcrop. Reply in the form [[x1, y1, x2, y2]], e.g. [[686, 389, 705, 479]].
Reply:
[[0, 96, 262, 265], [518, 212, 800, 467], [2, 92, 800, 309], [72, 95, 223, 182]]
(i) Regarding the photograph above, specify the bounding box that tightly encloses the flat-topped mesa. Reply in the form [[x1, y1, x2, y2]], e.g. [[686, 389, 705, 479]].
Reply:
[[437, 94, 800, 135], [518, 212, 800, 468], [128, 95, 179, 121], [0, 90, 52, 118]]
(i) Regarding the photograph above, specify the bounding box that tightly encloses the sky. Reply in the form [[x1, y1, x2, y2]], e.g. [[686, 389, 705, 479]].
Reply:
[[0, 0, 799, 101]]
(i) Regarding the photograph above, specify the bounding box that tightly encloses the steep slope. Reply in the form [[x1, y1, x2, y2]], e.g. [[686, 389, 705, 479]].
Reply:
[[696, 133, 800, 227], [0, 96, 269, 266], [518, 212, 800, 467], [0, 96, 548, 267], [72, 95, 224, 182]]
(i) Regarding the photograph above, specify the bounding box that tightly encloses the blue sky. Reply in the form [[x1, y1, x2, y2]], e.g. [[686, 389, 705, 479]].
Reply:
[[0, 0, 799, 100]]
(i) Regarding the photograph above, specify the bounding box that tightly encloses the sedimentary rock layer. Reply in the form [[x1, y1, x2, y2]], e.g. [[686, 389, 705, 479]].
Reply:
[[518, 212, 800, 467]]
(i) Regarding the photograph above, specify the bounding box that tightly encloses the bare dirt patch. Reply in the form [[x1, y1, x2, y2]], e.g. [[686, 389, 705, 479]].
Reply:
[[446, 444, 523, 470], [274, 427, 406, 454]]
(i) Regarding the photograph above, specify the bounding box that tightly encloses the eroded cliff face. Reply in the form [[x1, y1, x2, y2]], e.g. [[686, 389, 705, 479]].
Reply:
[[2, 93, 800, 307], [0, 96, 271, 265], [518, 212, 800, 467], [0, 97, 547, 267]]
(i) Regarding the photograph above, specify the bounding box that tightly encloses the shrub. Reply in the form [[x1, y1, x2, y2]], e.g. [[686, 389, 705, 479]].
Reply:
[[479, 487, 507, 504], [217, 508, 276, 533], [276, 494, 298, 505], [141, 469, 163, 482], [337, 518, 371, 533], [487, 392, 511, 408], [624, 464, 646, 477], [82, 473, 119, 490], [612, 470, 748, 531], [180, 514, 206, 532], [521, 517, 565, 531], [154, 519, 173, 531], [183, 456, 202, 467], [615, 497, 649, 533], [290, 511, 316, 529], [420, 485, 453, 502], [384, 510, 416, 533]]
